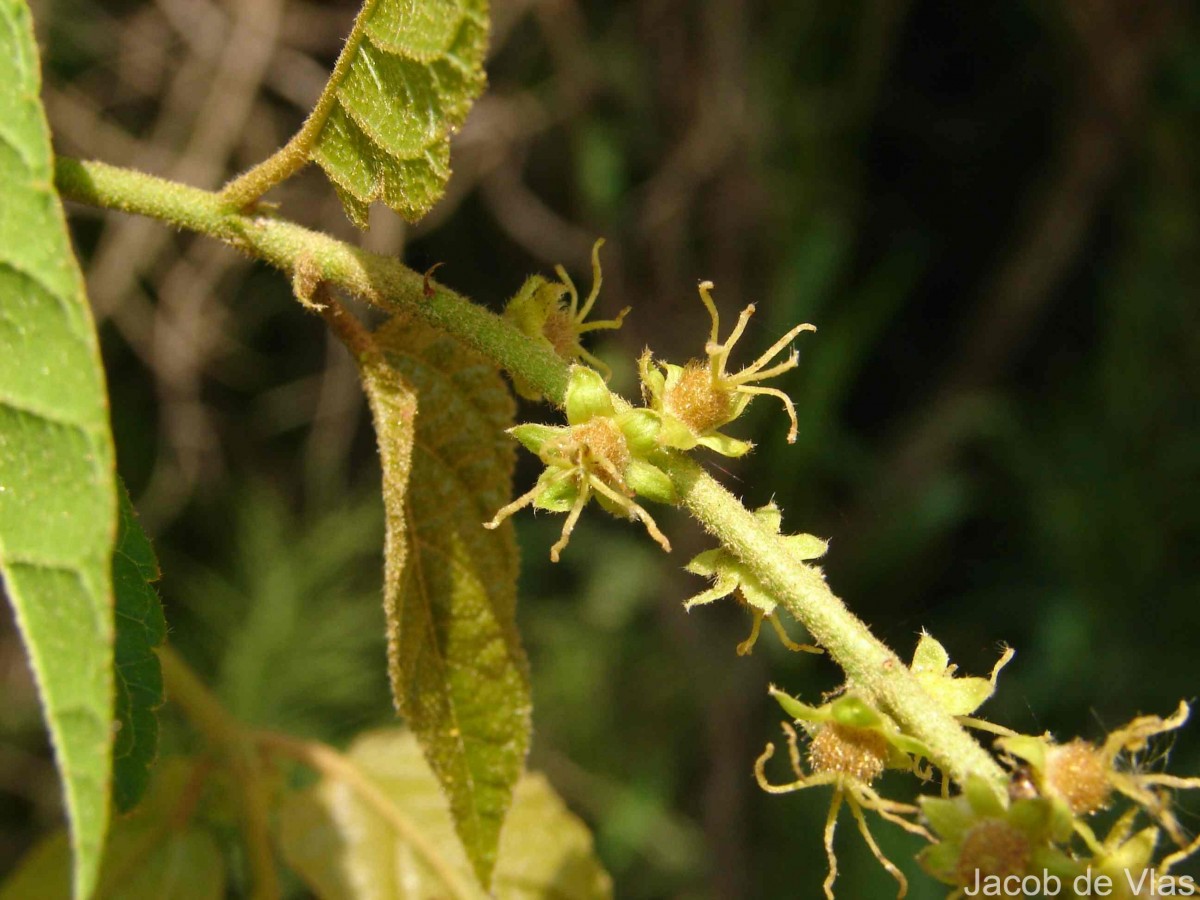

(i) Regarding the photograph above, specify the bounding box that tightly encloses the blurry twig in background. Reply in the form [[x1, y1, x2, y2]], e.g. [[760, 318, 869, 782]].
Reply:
[[138, 242, 242, 528], [479, 0, 601, 265], [482, 150, 602, 265], [840, 0, 1175, 559], [88, 0, 284, 320], [46, 0, 289, 529], [302, 328, 367, 500]]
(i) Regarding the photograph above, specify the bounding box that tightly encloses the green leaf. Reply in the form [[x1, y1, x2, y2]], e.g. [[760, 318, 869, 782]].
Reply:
[[306, 0, 488, 227], [111, 484, 166, 812], [1, 759, 226, 900], [359, 315, 530, 888], [0, 2, 118, 896], [278, 728, 612, 900]]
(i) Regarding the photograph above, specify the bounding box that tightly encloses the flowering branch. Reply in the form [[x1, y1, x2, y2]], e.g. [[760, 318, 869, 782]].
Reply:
[[56, 154, 1006, 793]]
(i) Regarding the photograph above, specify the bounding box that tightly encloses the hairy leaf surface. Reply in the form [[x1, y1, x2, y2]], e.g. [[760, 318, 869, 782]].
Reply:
[[306, 0, 488, 227], [0, 2, 117, 895], [278, 728, 611, 899], [357, 316, 529, 888], [111, 485, 166, 812]]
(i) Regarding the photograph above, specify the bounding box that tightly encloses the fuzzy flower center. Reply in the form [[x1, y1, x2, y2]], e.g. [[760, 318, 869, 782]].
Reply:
[[542, 308, 582, 358], [1045, 739, 1111, 814], [808, 723, 888, 783], [955, 819, 1030, 888], [663, 361, 736, 434], [570, 417, 630, 474]]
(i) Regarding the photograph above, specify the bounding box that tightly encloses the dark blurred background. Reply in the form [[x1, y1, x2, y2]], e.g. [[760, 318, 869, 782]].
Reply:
[[3, 0, 1199, 896]]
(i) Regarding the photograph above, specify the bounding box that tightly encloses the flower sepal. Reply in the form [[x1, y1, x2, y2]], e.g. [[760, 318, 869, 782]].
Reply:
[[613, 408, 662, 455], [1094, 824, 1157, 878], [532, 472, 579, 513], [909, 631, 1014, 719], [624, 457, 675, 505], [683, 503, 825, 654], [995, 734, 1048, 772], [769, 688, 929, 770], [565, 365, 616, 424], [694, 431, 753, 458], [637, 281, 815, 452], [508, 423, 565, 456]]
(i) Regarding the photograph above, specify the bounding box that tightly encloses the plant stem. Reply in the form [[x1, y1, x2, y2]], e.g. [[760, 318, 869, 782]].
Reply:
[[663, 455, 1007, 789], [256, 731, 478, 900], [218, 1, 379, 208], [217, 131, 311, 211], [65, 156, 1005, 792], [55, 157, 571, 403], [157, 646, 281, 900]]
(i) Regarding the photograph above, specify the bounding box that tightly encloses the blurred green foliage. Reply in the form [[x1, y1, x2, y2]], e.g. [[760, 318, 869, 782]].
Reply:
[[3, 0, 1198, 896]]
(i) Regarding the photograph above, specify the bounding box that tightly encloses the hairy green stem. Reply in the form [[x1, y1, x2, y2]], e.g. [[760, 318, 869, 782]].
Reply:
[[218, 0, 377, 207], [55, 157, 570, 402], [664, 455, 1006, 788], [61, 156, 1005, 792]]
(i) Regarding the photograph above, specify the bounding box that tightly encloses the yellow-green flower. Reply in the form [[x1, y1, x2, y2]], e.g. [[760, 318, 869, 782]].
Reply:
[[998, 703, 1200, 853], [760, 690, 933, 899], [504, 238, 628, 399], [683, 503, 825, 654], [639, 281, 815, 456], [485, 367, 673, 560], [909, 632, 1013, 723], [917, 775, 1077, 897]]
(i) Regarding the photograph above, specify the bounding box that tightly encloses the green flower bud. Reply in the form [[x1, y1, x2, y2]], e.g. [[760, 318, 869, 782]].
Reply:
[[503, 239, 629, 399], [624, 458, 675, 505], [564, 366, 615, 424]]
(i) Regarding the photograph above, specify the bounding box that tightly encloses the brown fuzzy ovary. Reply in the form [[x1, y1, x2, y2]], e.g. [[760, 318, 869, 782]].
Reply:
[[572, 417, 630, 472], [1046, 740, 1112, 814], [542, 309, 581, 358], [663, 362, 734, 434], [808, 724, 888, 784], [955, 820, 1030, 887]]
